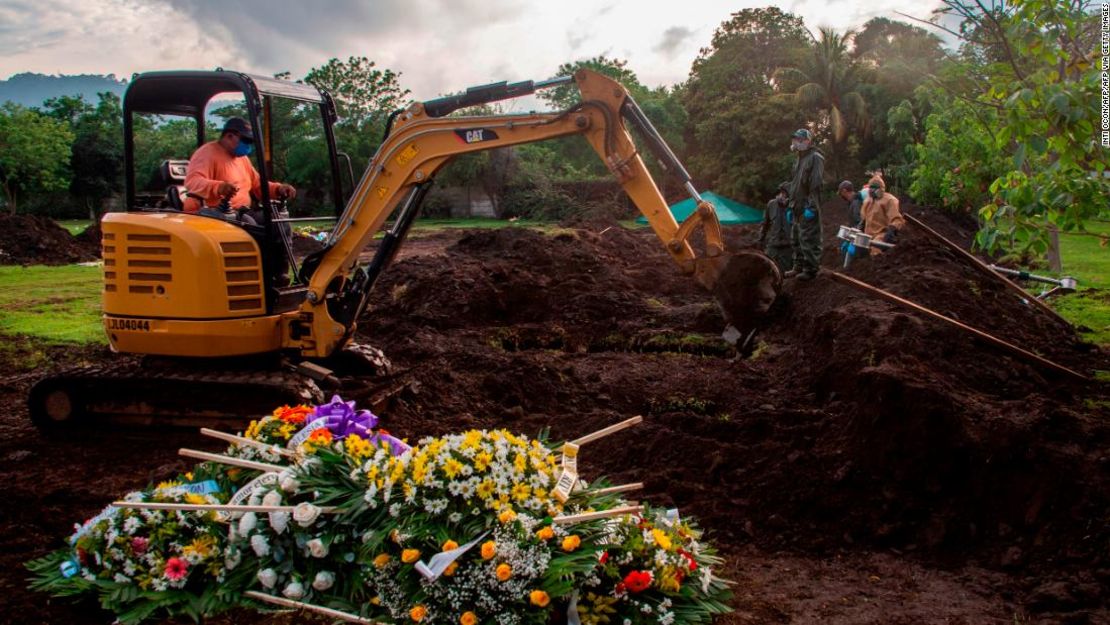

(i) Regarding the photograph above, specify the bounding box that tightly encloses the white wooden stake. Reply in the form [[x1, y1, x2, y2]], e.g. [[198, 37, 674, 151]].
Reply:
[[199, 428, 297, 458], [178, 448, 287, 473], [112, 501, 339, 514], [552, 505, 643, 525], [244, 590, 380, 624], [570, 416, 643, 447], [589, 483, 644, 496]]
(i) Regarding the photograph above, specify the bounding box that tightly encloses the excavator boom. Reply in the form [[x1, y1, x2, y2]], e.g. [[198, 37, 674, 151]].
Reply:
[[286, 69, 779, 358]]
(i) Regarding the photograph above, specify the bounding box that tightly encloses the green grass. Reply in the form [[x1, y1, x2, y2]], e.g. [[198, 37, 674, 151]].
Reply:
[[56, 219, 94, 234], [0, 265, 104, 343], [1049, 222, 1110, 346]]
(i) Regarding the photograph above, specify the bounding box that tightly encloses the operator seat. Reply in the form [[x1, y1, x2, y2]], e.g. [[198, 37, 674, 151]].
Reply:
[[160, 160, 189, 211]]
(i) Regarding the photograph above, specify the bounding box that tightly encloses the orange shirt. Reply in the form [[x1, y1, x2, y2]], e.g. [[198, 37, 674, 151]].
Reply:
[[183, 141, 280, 212]]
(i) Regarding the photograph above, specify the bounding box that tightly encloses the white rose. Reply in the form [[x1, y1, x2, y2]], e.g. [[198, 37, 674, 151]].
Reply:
[[292, 503, 321, 527], [238, 512, 257, 535], [224, 550, 242, 571], [306, 538, 328, 558], [282, 581, 305, 600], [269, 511, 290, 535], [257, 568, 277, 589], [262, 490, 283, 507], [312, 571, 335, 592], [250, 534, 271, 557], [279, 471, 300, 493]]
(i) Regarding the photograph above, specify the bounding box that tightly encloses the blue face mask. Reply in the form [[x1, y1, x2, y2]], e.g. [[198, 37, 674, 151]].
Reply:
[[234, 140, 253, 157]]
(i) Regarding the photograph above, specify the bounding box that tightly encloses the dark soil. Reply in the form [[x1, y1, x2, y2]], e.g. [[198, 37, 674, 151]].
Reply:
[[2, 200, 1108, 624], [0, 215, 99, 265]]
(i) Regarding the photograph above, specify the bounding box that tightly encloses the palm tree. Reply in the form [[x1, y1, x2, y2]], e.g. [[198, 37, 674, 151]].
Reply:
[[774, 27, 868, 150]]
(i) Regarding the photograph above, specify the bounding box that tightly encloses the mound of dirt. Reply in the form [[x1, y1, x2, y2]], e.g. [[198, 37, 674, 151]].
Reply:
[[291, 232, 325, 257], [0, 215, 99, 265]]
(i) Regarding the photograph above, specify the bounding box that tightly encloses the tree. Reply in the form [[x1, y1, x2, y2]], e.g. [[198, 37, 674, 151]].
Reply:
[[851, 18, 947, 188], [69, 93, 124, 219], [911, 0, 1107, 264], [537, 56, 644, 111], [304, 56, 411, 175], [0, 103, 73, 213], [773, 27, 868, 180], [683, 7, 811, 202]]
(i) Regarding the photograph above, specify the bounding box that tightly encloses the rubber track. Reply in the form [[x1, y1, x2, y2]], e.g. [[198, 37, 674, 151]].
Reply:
[[31, 360, 325, 429]]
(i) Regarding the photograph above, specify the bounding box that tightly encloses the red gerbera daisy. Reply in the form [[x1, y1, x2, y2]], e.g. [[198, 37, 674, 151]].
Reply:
[[164, 557, 189, 581], [623, 570, 652, 593]]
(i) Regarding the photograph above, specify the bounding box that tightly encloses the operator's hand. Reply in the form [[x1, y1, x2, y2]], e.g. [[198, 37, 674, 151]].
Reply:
[[217, 181, 238, 198], [883, 226, 898, 243], [277, 184, 297, 200]]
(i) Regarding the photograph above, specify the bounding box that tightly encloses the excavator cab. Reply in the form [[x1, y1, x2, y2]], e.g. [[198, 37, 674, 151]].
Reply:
[[98, 71, 349, 358], [122, 71, 344, 310]]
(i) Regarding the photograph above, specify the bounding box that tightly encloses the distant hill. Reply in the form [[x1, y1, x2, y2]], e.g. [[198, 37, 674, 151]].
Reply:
[[0, 73, 128, 108]]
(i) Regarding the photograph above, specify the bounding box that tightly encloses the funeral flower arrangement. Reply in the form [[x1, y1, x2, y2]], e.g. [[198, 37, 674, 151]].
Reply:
[[29, 397, 731, 624]]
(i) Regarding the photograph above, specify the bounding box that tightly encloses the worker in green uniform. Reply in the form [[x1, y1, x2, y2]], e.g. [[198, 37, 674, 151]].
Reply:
[[759, 182, 793, 272], [785, 128, 824, 280]]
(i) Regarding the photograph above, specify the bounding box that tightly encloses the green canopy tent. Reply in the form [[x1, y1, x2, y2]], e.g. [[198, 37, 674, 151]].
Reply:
[[634, 191, 763, 226]]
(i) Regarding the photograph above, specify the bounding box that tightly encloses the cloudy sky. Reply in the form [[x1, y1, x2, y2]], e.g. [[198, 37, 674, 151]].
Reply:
[[0, 0, 946, 107]]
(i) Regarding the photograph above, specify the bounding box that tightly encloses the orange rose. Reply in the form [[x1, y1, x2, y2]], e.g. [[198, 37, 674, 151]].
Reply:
[[480, 540, 496, 560], [495, 563, 512, 581], [402, 549, 421, 564], [561, 535, 581, 552], [535, 527, 554, 541], [460, 611, 478, 625], [442, 539, 459, 551], [529, 590, 550, 607], [373, 553, 391, 569], [444, 562, 459, 577], [410, 605, 427, 621]]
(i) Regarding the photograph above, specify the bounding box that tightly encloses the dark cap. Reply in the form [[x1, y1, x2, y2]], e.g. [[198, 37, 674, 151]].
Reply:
[[222, 117, 254, 142], [791, 128, 813, 140], [837, 180, 854, 191]]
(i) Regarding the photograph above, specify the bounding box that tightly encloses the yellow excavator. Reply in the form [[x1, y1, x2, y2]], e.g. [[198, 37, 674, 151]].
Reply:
[[28, 68, 780, 429]]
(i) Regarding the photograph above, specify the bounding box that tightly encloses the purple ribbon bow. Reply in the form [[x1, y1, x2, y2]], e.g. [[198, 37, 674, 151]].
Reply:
[[315, 395, 379, 440]]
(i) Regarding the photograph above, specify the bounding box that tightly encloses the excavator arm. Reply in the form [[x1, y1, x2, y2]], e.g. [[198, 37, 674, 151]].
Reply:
[[284, 69, 779, 358]]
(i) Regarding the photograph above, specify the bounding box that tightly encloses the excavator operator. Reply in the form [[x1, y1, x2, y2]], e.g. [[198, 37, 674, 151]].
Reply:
[[183, 117, 297, 224]]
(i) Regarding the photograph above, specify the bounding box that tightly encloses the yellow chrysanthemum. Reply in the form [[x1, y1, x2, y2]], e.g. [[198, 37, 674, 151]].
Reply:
[[511, 483, 531, 502], [652, 528, 673, 551], [476, 480, 495, 500], [442, 457, 465, 479], [473, 451, 492, 472], [184, 493, 208, 506]]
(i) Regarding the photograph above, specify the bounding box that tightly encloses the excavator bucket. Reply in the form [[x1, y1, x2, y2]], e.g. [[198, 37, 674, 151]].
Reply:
[[698, 250, 782, 332]]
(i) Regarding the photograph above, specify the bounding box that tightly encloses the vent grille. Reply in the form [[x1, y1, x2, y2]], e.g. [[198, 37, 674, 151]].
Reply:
[[229, 299, 263, 311], [128, 259, 170, 268], [227, 284, 261, 296], [220, 241, 255, 253], [127, 233, 171, 242], [127, 246, 171, 255]]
